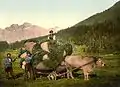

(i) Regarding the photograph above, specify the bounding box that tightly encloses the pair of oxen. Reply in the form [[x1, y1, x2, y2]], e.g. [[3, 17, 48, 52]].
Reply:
[[20, 41, 105, 80]]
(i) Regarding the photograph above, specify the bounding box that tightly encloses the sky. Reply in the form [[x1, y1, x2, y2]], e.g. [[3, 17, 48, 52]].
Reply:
[[0, 0, 119, 30]]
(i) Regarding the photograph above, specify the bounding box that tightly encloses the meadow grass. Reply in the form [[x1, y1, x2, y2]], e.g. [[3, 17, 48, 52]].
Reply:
[[0, 50, 120, 87]]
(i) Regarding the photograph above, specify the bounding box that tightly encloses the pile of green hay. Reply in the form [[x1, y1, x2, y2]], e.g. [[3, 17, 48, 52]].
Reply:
[[32, 41, 72, 70]]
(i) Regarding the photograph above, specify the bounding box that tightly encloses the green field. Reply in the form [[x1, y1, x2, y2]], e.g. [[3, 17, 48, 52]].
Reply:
[[0, 50, 120, 87]]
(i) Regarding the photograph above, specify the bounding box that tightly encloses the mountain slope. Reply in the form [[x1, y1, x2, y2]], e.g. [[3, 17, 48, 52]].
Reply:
[[0, 22, 49, 43], [75, 1, 120, 26], [56, 1, 120, 53]]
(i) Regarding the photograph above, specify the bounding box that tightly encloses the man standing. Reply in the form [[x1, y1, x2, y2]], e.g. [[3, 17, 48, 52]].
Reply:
[[24, 52, 36, 80], [3, 53, 16, 79]]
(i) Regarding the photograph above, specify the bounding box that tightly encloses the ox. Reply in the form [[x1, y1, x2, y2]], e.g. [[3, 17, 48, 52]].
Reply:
[[64, 55, 105, 80]]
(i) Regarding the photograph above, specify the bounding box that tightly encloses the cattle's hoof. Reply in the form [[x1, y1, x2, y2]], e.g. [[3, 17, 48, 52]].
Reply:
[[67, 77, 70, 79], [47, 76, 51, 80], [84, 79, 89, 81], [71, 77, 74, 79]]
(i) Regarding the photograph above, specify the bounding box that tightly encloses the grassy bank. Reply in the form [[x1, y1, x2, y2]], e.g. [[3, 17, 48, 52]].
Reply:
[[0, 50, 120, 87]]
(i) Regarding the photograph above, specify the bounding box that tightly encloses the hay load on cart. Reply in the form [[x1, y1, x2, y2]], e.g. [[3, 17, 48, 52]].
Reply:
[[19, 30, 73, 77], [23, 39, 73, 70]]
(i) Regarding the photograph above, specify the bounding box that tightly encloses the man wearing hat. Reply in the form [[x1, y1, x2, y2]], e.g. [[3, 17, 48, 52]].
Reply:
[[40, 30, 57, 60], [48, 30, 56, 40], [48, 30, 58, 52], [3, 53, 16, 79], [18, 47, 31, 68]]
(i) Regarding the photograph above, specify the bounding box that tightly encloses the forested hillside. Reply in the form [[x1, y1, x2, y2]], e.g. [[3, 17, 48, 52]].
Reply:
[[56, 1, 120, 53]]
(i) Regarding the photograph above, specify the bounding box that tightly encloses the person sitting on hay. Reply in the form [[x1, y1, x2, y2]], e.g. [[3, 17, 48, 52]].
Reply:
[[48, 30, 56, 40], [40, 30, 57, 60]]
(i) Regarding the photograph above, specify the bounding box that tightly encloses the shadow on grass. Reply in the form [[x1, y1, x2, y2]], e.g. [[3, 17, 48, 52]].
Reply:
[[1, 74, 120, 87], [15, 72, 24, 79]]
